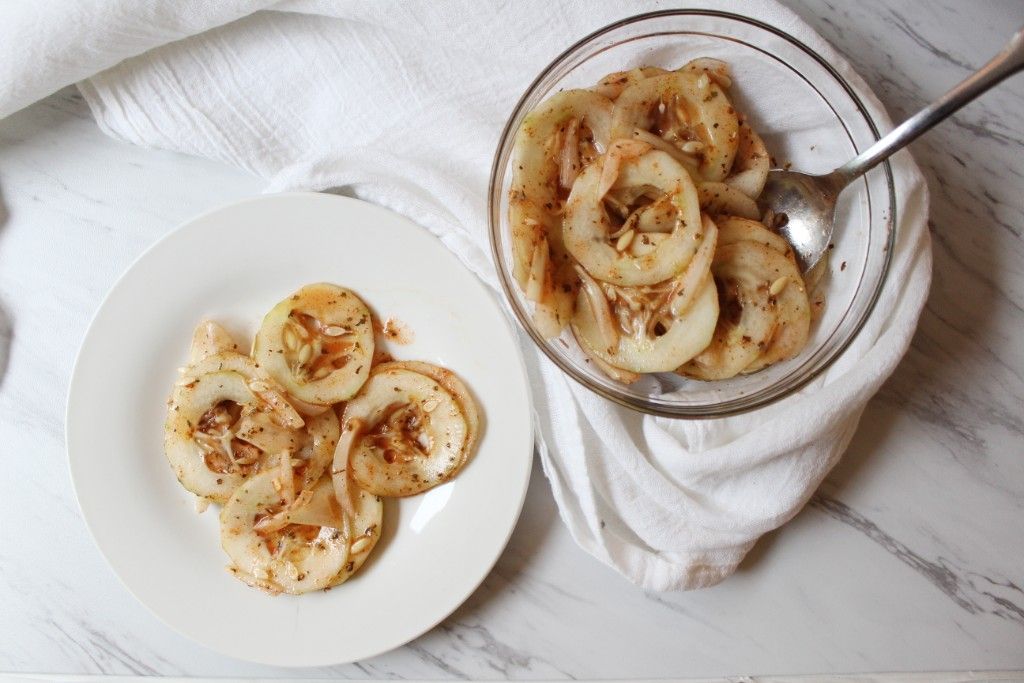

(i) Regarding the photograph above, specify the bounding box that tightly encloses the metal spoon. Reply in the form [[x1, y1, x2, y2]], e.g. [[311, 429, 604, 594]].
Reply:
[[763, 27, 1024, 272]]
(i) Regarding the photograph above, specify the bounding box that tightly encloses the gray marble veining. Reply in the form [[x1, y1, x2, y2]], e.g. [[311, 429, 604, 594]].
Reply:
[[1, 0, 1022, 677]]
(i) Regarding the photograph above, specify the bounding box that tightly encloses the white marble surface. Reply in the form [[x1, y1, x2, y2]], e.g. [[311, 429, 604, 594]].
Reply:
[[1, 0, 1022, 677]]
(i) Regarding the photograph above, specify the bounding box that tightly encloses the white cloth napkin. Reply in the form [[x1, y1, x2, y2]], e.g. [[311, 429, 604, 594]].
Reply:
[[1, 0, 931, 590]]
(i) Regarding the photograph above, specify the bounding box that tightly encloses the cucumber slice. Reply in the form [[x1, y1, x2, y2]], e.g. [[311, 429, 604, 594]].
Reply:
[[573, 275, 719, 373], [564, 150, 703, 286], [164, 370, 262, 502], [220, 470, 350, 595], [610, 71, 739, 181], [681, 241, 809, 379], [341, 366, 468, 497], [254, 283, 374, 405], [376, 360, 480, 469]]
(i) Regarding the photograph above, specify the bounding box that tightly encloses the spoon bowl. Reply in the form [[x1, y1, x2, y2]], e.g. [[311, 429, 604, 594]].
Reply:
[[761, 170, 844, 272]]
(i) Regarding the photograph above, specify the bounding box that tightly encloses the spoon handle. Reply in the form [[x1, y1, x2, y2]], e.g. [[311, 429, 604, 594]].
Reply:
[[832, 25, 1024, 185]]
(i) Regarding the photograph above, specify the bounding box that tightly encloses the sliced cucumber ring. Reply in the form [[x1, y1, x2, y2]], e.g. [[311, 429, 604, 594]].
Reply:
[[679, 243, 780, 380], [254, 283, 374, 405], [610, 71, 739, 181], [743, 252, 811, 373], [376, 360, 480, 469], [511, 88, 613, 205], [188, 351, 303, 429], [327, 484, 384, 586], [681, 241, 809, 379], [698, 182, 761, 220], [591, 66, 669, 100], [165, 370, 270, 502], [220, 470, 350, 595], [564, 150, 703, 286], [509, 89, 613, 338], [573, 274, 719, 373], [249, 473, 383, 586], [340, 366, 468, 497]]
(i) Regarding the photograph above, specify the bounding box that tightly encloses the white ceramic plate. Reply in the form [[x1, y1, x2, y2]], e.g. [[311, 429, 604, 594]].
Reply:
[[67, 192, 533, 666]]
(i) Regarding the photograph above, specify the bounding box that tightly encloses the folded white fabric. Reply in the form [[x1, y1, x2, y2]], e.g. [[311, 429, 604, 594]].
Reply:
[[0, 0, 931, 590]]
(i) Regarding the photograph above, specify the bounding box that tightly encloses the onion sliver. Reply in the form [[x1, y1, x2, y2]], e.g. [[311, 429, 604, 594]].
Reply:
[[669, 214, 719, 317], [188, 320, 239, 364], [291, 408, 339, 494]]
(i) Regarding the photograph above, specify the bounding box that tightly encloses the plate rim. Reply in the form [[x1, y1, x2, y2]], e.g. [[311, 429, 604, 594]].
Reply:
[[65, 191, 535, 666]]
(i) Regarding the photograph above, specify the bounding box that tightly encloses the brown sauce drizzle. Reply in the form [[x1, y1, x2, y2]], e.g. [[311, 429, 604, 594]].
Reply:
[[381, 317, 414, 345]]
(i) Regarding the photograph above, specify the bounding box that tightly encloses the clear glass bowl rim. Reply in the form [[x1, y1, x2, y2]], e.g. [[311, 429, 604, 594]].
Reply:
[[487, 9, 897, 419]]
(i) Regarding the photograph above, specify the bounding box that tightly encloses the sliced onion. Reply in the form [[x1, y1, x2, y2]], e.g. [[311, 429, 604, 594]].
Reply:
[[188, 320, 239, 364], [330, 418, 365, 521], [629, 128, 701, 176], [668, 214, 718, 317], [526, 237, 549, 302], [575, 264, 619, 354], [573, 326, 641, 384], [234, 411, 300, 454], [597, 139, 652, 199], [559, 117, 581, 189]]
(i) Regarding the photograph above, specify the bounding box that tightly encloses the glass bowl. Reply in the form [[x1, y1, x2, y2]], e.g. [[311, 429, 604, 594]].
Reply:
[[488, 9, 895, 418]]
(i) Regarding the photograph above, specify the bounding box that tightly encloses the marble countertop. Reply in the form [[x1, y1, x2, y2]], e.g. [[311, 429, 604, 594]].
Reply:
[[2, 0, 1022, 677]]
